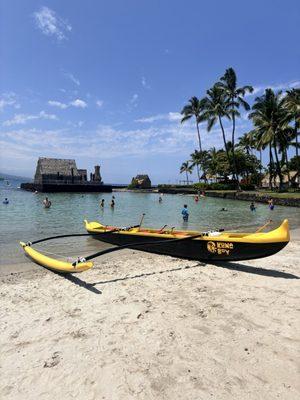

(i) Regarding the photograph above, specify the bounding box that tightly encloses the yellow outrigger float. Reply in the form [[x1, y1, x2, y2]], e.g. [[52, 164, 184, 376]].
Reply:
[[20, 242, 94, 273], [19, 219, 290, 274]]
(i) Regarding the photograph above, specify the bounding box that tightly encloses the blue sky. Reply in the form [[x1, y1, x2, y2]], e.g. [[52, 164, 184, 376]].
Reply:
[[0, 0, 299, 183]]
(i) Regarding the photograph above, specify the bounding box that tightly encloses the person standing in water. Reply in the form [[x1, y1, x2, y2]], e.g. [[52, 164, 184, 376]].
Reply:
[[268, 198, 274, 210], [158, 195, 162, 203], [3, 198, 9, 204], [250, 202, 256, 211], [110, 198, 115, 208], [100, 199, 105, 208], [43, 197, 51, 208], [181, 204, 189, 222]]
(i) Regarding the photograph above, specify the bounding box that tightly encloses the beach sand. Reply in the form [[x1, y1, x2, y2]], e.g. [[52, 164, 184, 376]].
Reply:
[[1, 232, 299, 400]]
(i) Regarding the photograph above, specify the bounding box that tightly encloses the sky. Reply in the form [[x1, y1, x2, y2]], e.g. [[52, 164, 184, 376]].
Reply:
[[0, 0, 299, 183]]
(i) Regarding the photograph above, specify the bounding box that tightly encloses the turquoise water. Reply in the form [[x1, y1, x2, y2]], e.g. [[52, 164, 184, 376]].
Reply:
[[1, 178, 300, 265]]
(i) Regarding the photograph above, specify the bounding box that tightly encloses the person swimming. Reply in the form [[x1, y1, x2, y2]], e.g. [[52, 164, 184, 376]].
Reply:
[[3, 198, 9, 204], [250, 202, 256, 211], [181, 204, 189, 221], [220, 207, 227, 211], [43, 197, 51, 208], [158, 196, 162, 203]]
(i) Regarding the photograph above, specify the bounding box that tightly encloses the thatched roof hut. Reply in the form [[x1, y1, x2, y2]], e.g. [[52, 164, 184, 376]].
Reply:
[[34, 157, 80, 183]]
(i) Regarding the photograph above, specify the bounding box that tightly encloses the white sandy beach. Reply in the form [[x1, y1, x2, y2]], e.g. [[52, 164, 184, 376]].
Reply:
[[1, 231, 299, 400]]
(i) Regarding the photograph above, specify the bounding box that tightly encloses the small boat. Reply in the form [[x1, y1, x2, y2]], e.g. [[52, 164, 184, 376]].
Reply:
[[84, 219, 290, 262], [19, 219, 290, 273]]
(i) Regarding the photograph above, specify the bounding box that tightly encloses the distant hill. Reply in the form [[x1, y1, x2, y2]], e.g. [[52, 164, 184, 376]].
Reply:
[[0, 172, 32, 181]]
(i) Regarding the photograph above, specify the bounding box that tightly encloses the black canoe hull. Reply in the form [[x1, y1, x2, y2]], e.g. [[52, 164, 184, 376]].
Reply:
[[90, 232, 288, 262]]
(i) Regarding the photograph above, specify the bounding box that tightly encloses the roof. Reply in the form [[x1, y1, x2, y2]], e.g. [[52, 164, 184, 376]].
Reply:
[[135, 174, 150, 180], [37, 157, 79, 176]]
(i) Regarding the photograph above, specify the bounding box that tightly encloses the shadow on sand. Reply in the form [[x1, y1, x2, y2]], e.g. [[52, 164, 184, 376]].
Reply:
[[211, 261, 299, 279], [56, 259, 298, 295]]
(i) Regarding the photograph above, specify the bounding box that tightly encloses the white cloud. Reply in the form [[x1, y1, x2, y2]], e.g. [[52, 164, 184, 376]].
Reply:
[[141, 76, 150, 89], [96, 100, 104, 108], [34, 6, 72, 41], [0, 92, 20, 111], [247, 80, 300, 97], [48, 100, 68, 109], [130, 94, 139, 107], [135, 112, 181, 123], [70, 99, 87, 108], [128, 94, 139, 110], [3, 111, 58, 126], [48, 99, 87, 109], [64, 72, 80, 86]]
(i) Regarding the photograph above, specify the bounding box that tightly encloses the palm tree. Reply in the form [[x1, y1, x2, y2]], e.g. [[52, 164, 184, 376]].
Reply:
[[203, 84, 236, 182], [217, 68, 253, 186], [190, 150, 210, 182], [180, 161, 193, 184], [249, 89, 291, 190], [237, 132, 255, 155], [283, 88, 300, 184], [202, 85, 232, 165], [181, 97, 206, 152], [190, 150, 202, 182]]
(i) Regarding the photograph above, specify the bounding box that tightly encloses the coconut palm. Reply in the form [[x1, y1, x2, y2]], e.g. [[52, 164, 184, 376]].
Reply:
[[190, 150, 210, 182], [202, 85, 232, 161], [249, 89, 292, 190], [237, 132, 255, 155], [283, 88, 300, 183], [217, 68, 253, 186], [181, 97, 206, 152], [180, 161, 193, 184], [190, 150, 202, 182]]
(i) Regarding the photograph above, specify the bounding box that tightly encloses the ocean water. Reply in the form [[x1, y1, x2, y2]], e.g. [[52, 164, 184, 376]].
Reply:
[[1, 178, 300, 266]]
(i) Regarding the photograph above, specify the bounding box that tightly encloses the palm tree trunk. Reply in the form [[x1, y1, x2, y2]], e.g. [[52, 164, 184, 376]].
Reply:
[[196, 164, 201, 183], [269, 144, 274, 189], [295, 120, 299, 186], [218, 116, 230, 160], [231, 112, 240, 190], [259, 148, 262, 187], [273, 140, 283, 190], [186, 171, 189, 185], [285, 149, 291, 187], [196, 121, 202, 152]]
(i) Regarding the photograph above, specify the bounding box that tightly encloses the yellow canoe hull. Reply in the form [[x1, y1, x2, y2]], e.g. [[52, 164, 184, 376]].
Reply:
[[20, 242, 93, 273], [84, 219, 290, 262]]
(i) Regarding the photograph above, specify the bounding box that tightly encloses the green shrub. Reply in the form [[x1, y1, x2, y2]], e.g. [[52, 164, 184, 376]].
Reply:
[[240, 184, 256, 191]]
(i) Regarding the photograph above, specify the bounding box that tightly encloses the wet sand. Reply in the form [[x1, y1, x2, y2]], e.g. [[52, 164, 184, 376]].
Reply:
[[0, 231, 299, 400]]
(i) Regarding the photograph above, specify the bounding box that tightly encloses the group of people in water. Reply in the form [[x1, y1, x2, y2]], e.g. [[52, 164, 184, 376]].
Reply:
[[180, 197, 275, 222], [100, 196, 115, 209], [2, 192, 276, 223]]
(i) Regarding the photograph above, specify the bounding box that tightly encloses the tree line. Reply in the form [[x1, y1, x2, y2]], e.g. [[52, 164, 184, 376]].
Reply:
[[179, 68, 300, 190]]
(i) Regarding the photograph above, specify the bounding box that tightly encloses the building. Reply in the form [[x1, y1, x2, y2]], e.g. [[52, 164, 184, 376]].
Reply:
[[34, 158, 81, 184], [21, 157, 110, 192], [261, 171, 299, 189], [130, 174, 151, 189]]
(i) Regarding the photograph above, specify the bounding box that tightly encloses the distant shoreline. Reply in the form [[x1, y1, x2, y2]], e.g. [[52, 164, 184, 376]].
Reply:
[[113, 188, 300, 208]]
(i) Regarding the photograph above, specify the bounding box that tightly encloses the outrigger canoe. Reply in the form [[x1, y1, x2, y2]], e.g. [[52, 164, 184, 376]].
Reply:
[[19, 219, 290, 273], [85, 219, 290, 262]]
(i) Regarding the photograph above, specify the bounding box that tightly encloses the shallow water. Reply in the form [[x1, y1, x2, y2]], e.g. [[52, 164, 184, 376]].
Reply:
[[1, 178, 300, 265]]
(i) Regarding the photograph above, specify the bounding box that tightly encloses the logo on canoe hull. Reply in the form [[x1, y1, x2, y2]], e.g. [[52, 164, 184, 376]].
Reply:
[[207, 241, 234, 256]]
